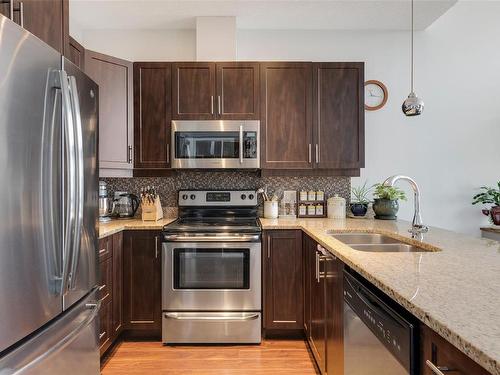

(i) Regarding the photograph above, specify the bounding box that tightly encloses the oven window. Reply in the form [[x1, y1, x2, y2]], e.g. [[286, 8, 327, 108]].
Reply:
[[173, 249, 250, 289]]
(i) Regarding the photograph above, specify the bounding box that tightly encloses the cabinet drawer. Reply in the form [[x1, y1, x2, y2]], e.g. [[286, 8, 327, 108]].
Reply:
[[98, 236, 112, 261], [99, 256, 112, 304], [99, 301, 112, 351], [420, 325, 489, 375]]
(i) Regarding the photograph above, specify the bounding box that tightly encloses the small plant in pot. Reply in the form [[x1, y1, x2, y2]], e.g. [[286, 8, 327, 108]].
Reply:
[[472, 182, 500, 226], [372, 184, 407, 220], [350, 182, 372, 217]]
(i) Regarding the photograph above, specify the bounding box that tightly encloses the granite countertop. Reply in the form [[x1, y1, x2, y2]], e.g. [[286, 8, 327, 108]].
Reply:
[[260, 217, 500, 375], [481, 226, 500, 233], [98, 217, 176, 239], [98, 216, 500, 373]]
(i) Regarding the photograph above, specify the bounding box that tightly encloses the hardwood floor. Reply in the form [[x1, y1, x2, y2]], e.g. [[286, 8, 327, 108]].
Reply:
[[101, 339, 319, 374]]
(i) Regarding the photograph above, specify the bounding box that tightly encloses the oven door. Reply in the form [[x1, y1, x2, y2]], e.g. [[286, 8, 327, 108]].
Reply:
[[162, 241, 261, 311], [171, 120, 260, 169]]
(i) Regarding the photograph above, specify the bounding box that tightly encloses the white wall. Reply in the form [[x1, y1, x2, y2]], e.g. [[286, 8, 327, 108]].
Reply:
[[82, 29, 195, 61], [77, 1, 500, 235]]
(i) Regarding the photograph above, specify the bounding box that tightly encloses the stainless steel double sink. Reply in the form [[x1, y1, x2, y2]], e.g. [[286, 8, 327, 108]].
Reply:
[[329, 232, 436, 253]]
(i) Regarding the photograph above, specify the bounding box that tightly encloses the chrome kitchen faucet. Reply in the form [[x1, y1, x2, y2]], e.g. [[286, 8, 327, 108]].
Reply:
[[383, 175, 429, 238]]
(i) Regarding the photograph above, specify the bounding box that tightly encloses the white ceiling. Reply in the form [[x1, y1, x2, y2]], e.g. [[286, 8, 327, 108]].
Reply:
[[70, 0, 457, 31]]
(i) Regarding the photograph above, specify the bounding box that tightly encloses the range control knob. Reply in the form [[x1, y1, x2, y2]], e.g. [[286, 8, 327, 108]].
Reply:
[[241, 194, 247, 200], [248, 194, 255, 200], [190, 194, 196, 200], [182, 194, 188, 200]]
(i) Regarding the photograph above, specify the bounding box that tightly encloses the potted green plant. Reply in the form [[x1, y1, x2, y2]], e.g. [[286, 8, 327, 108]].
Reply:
[[372, 183, 407, 220], [350, 182, 372, 217], [472, 182, 500, 225]]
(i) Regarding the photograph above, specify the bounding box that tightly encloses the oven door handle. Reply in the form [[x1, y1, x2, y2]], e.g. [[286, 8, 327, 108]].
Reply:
[[163, 234, 261, 242], [164, 313, 260, 321]]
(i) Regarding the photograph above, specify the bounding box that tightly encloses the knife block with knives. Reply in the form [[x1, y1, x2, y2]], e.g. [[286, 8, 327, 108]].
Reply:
[[141, 186, 163, 221]]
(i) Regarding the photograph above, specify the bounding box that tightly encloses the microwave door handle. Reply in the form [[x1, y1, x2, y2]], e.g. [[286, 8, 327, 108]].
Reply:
[[239, 125, 243, 164]]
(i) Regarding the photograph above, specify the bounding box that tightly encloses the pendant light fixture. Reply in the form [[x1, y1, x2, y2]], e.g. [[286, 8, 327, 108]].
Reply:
[[402, 0, 424, 116]]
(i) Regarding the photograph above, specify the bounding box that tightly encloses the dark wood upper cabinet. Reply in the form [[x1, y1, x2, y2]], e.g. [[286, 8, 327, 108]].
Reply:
[[172, 62, 216, 120], [217, 62, 260, 120], [263, 230, 303, 330], [123, 231, 162, 335], [260, 62, 313, 169], [313, 62, 364, 169], [2, 0, 68, 54], [134, 62, 172, 170], [67, 36, 85, 70]]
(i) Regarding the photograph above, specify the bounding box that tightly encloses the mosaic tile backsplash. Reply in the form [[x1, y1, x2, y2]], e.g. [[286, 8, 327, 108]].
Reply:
[[103, 171, 350, 212]]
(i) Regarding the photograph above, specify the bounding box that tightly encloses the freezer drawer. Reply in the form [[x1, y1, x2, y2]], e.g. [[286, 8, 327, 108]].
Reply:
[[162, 312, 261, 344], [0, 289, 100, 375]]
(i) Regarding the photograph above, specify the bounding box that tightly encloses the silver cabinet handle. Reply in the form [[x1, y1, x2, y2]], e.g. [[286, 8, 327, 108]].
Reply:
[[128, 145, 132, 163], [18, 1, 23, 27], [99, 332, 106, 340], [155, 236, 159, 259], [308, 144, 312, 163], [315, 251, 320, 283], [267, 236, 271, 258], [98, 285, 106, 291], [210, 95, 214, 115], [425, 360, 458, 375], [315, 144, 319, 163], [218, 95, 221, 116], [239, 125, 244, 164]]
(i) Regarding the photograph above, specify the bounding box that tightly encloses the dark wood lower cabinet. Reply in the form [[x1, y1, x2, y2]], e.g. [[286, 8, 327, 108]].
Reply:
[[303, 235, 343, 375], [123, 230, 162, 335], [420, 324, 489, 375], [98, 232, 122, 356], [263, 230, 303, 331]]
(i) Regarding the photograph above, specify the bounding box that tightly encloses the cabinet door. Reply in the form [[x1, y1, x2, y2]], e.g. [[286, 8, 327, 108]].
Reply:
[[216, 62, 259, 120], [420, 325, 489, 375], [260, 62, 313, 169], [123, 231, 162, 334], [12, 0, 66, 53], [263, 230, 303, 330], [172, 62, 216, 120], [99, 300, 112, 355], [325, 254, 344, 375], [134, 62, 172, 170], [111, 232, 123, 338], [303, 235, 312, 336], [309, 242, 326, 374], [313, 63, 364, 169], [67, 36, 85, 70], [85, 50, 133, 176]]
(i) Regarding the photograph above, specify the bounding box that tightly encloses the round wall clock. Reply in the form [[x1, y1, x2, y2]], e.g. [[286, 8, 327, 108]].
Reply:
[[364, 80, 388, 111]]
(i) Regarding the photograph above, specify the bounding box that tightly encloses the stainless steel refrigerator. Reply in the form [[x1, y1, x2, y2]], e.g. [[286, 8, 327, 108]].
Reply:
[[0, 15, 100, 374]]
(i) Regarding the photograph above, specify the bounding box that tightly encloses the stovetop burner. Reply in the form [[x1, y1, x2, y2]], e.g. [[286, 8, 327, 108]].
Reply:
[[162, 190, 261, 237]]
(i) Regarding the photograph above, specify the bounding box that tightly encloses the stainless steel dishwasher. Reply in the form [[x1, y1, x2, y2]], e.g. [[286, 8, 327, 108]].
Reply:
[[344, 269, 417, 375]]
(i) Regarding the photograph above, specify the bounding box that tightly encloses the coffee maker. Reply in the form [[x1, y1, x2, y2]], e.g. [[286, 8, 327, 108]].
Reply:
[[98, 181, 112, 223]]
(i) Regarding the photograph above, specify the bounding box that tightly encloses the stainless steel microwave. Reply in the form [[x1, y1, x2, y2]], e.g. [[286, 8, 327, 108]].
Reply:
[[171, 120, 260, 169]]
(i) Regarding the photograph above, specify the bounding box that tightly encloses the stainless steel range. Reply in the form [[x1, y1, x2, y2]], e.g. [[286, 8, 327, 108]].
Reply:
[[162, 190, 262, 344]]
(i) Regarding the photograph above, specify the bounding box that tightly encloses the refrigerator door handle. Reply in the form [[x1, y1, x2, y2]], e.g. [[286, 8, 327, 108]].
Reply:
[[42, 72, 64, 294], [68, 75, 84, 290], [12, 300, 100, 374], [59, 70, 77, 295]]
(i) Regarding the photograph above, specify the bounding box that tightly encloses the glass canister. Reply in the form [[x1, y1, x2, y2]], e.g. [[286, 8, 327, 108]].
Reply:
[[327, 194, 346, 219]]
